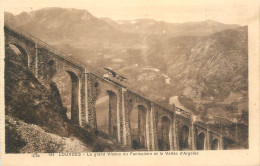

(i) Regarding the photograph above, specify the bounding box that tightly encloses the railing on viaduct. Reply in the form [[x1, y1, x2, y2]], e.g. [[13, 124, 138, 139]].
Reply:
[[4, 21, 236, 151]]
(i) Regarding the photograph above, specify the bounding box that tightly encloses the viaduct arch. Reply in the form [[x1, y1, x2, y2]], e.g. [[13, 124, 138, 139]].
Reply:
[[157, 115, 171, 151], [196, 132, 206, 150], [6, 43, 31, 67]]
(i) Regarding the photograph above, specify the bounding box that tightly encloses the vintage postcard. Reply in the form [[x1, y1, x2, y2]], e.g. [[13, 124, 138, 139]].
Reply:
[[0, 0, 259, 165]]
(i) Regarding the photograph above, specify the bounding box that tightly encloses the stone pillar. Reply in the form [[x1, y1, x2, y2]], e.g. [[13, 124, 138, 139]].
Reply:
[[150, 103, 158, 151], [121, 88, 129, 146], [84, 72, 97, 129], [116, 88, 122, 143], [188, 123, 192, 150], [36, 48, 44, 83], [78, 73, 86, 127], [191, 116, 196, 150], [219, 135, 224, 150], [79, 71, 87, 127], [36, 48, 49, 87], [169, 114, 175, 151], [35, 43, 39, 78], [145, 105, 151, 151], [206, 129, 210, 150], [173, 113, 178, 150], [84, 70, 89, 125]]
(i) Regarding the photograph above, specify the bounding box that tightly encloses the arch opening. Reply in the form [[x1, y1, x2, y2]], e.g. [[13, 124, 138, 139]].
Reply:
[[5, 44, 29, 68], [158, 116, 171, 151], [196, 132, 206, 150], [67, 71, 80, 124], [179, 125, 189, 150], [48, 60, 56, 80], [130, 105, 147, 150], [211, 139, 219, 150], [108, 91, 118, 138], [48, 60, 55, 66], [95, 89, 118, 139], [51, 68, 80, 124]]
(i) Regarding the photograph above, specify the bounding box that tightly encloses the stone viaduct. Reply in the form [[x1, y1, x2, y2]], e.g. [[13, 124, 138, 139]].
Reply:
[[4, 23, 232, 151]]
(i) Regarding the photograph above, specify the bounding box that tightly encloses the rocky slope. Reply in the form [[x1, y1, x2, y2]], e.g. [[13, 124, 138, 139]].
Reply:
[[5, 45, 69, 137], [5, 45, 129, 153], [6, 115, 91, 153]]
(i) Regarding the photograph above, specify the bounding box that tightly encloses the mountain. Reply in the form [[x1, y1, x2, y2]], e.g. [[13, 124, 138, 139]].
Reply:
[[5, 8, 140, 48], [101, 17, 240, 36], [147, 26, 248, 99], [145, 26, 248, 125], [100, 18, 241, 49], [5, 8, 240, 56]]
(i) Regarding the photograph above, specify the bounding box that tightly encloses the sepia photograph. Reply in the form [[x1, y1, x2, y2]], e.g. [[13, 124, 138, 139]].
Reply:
[[0, 0, 259, 165]]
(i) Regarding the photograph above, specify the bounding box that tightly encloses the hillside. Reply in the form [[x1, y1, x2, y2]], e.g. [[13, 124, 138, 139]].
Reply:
[[5, 45, 129, 153], [145, 26, 248, 126], [5, 45, 69, 137], [148, 26, 248, 99]]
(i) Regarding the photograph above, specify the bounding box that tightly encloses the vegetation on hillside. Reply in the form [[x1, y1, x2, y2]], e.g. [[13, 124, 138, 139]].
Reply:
[[5, 46, 129, 153]]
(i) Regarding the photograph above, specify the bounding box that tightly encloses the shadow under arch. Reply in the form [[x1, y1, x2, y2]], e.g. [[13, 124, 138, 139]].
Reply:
[[95, 88, 118, 139], [179, 125, 190, 150], [129, 104, 147, 150], [66, 70, 80, 124], [107, 90, 118, 138], [211, 139, 219, 150], [196, 132, 206, 150], [158, 116, 171, 151]]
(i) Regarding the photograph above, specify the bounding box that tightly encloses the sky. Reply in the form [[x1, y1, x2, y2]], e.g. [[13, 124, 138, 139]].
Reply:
[[2, 0, 256, 25]]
